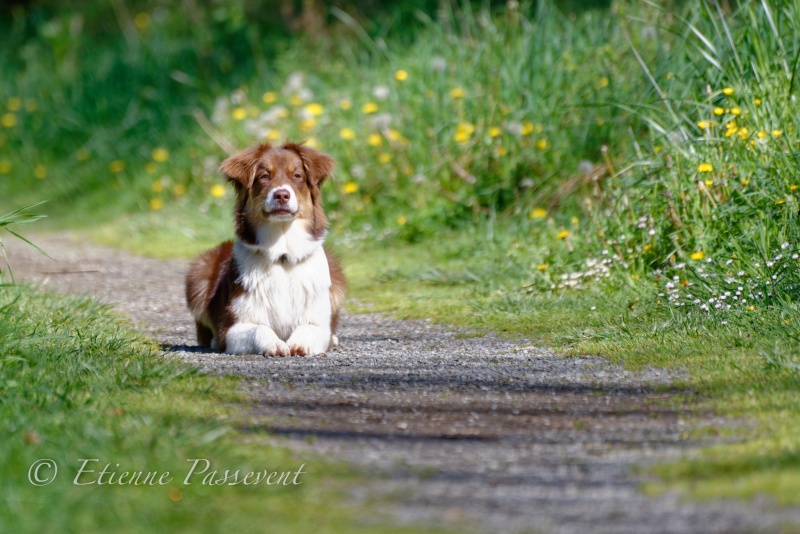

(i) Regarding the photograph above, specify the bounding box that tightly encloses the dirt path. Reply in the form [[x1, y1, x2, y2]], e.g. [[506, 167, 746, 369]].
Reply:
[[5, 233, 800, 533]]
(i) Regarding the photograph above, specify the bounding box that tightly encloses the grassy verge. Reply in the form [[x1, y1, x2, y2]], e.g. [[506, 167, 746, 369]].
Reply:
[[345, 234, 800, 505], [0, 286, 443, 533]]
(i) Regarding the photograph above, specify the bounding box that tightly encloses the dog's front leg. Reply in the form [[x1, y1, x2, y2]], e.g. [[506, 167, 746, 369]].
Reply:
[[225, 323, 290, 357], [287, 325, 332, 356]]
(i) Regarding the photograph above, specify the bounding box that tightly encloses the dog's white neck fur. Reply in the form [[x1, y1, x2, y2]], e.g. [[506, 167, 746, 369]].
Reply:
[[240, 219, 326, 264], [228, 218, 332, 353]]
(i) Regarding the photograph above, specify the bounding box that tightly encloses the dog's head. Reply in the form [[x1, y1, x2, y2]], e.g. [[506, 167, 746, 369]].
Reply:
[[220, 142, 334, 243]]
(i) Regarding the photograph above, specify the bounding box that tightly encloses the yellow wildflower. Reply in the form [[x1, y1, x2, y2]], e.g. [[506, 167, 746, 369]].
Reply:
[[776, 198, 786, 205], [149, 198, 164, 211], [754, 98, 762, 105], [339, 128, 356, 140], [0, 160, 10, 174], [489, 126, 501, 138], [536, 138, 549, 150], [379, 153, 393, 164], [697, 163, 713, 172], [362, 102, 378, 114], [722, 87, 734, 95], [395, 70, 408, 81], [536, 264, 548, 271], [571, 216, 579, 226], [210, 184, 226, 198], [521, 121, 535, 136], [231, 107, 247, 120], [790, 185, 798, 191], [144, 162, 158, 174], [340, 99, 352, 110], [597, 76, 609, 88], [643, 244, 652, 252], [757, 131, 768, 140], [75, 148, 90, 161], [33, 165, 47, 179], [266, 129, 282, 141], [690, 251, 705, 260], [109, 160, 125, 173], [289, 95, 303, 106], [342, 182, 359, 194], [741, 178, 749, 186], [705, 179, 713, 187], [713, 107, 724, 116], [173, 184, 187, 196], [262, 91, 277, 104], [387, 129, 402, 141], [299, 118, 316, 132], [731, 107, 741, 115], [1, 113, 17, 128], [151, 147, 169, 162], [496, 146, 507, 157], [367, 133, 383, 147], [134, 12, 150, 30], [529, 208, 547, 220], [773, 129, 783, 137], [454, 122, 475, 144], [556, 230, 570, 239], [304, 103, 324, 116], [697, 120, 711, 129], [737, 127, 749, 139], [7, 97, 21, 111], [450, 87, 465, 99], [397, 215, 407, 226]]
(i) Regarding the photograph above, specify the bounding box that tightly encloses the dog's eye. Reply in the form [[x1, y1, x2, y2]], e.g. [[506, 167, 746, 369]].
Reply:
[[260, 173, 270, 180], [293, 173, 302, 180]]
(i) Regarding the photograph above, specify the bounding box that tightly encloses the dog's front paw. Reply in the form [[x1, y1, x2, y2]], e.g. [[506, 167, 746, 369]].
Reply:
[[261, 338, 290, 357], [289, 342, 312, 356], [287, 326, 329, 357]]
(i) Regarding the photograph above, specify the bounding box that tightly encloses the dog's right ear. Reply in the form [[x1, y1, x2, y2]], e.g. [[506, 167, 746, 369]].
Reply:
[[220, 144, 271, 191]]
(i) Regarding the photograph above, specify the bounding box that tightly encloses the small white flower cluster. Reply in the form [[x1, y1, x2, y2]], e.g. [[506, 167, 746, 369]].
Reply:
[[550, 256, 613, 290], [657, 242, 798, 312], [338, 225, 394, 248]]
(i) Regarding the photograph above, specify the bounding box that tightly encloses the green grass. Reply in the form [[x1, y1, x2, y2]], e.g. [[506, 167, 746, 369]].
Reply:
[[3, 0, 800, 513], [0, 286, 445, 533], [341, 234, 800, 505]]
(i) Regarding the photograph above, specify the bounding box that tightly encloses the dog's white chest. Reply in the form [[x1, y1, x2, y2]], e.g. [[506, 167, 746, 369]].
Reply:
[[231, 243, 331, 341]]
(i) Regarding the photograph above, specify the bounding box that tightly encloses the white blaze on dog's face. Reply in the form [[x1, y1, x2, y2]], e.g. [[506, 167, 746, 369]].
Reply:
[[219, 143, 334, 244], [252, 150, 309, 222]]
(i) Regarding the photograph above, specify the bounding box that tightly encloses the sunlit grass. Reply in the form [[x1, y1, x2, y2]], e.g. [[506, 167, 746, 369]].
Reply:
[[0, 287, 447, 533]]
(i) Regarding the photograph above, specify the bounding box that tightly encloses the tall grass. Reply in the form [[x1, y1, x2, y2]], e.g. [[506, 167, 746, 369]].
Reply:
[[0, 203, 46, 284], [2, 0, 800, 313]]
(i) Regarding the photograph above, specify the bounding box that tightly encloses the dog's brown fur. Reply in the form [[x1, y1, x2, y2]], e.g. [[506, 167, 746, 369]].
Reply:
[[185, 142, 346, 353]]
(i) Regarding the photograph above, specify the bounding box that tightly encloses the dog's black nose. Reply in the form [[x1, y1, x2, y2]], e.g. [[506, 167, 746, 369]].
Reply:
[[274, 189, 291, 204]]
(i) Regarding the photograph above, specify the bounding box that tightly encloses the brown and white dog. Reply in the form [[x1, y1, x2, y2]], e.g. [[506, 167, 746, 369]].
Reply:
[[185, 142, 345, 356]]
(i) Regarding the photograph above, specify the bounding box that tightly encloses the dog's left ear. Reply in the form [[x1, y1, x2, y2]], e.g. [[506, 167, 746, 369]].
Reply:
[[220, 144, 271, 190], [284, 143, 335, 187]]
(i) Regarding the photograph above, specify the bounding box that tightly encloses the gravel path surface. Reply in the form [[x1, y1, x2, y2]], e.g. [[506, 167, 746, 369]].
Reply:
[[5, 233, 800, 533]]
